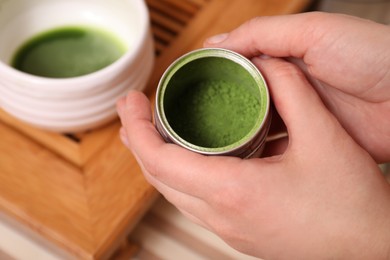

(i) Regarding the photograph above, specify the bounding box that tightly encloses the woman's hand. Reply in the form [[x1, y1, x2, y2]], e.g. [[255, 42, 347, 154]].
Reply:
[[117, 53, 390, 259], [204, 12, 390, 163]]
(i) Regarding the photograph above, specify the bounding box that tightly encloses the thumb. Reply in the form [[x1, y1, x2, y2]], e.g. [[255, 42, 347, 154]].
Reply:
[[253, 56, 339, 148]]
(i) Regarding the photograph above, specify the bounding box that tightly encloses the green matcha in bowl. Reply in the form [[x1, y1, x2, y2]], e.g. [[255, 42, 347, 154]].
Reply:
[[155, 48, 271, 158], [0, 0, 154, 133], [11, 25, 126, 79]]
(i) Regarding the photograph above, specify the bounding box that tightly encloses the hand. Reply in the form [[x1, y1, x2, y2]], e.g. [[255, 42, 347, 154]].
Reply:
[[117, 54, 390, 258], [204, 12, 390, 163]]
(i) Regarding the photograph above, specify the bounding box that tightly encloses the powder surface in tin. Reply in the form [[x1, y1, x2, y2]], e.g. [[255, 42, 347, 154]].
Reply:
[[167, 80, 260, 148]]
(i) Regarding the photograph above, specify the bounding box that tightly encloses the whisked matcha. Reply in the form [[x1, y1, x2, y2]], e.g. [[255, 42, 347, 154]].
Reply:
[[12, 26, 126, 78]]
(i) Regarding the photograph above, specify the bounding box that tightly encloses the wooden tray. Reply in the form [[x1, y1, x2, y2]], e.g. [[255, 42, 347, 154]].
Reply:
[[0, 0, 311, 259]]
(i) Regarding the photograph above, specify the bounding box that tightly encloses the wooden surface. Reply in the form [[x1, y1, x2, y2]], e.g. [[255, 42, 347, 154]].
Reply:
[[0, 0, 311, 259]]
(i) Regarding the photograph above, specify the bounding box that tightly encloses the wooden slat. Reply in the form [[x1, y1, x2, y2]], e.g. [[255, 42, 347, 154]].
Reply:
[[109, 241, 139, 260], [160, 0, 200, 14], [0, 110, 81, 166], [79, 120, 121, 165], [84, 131, 159, 260], [187, 0, 210, 7], [150, 11, 185, 34], [147, 0, 192, 24], [153, 39, 168, 54], [151, 25, 175, 45], [0, 122, 93, 259]]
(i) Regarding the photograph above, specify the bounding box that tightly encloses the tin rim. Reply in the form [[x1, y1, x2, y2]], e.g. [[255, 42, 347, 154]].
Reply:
[[155, 48, 270, 155]]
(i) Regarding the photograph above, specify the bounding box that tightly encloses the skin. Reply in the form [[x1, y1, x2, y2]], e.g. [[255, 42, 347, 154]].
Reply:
[[117, 12, 390, 259], [204, 12, 390, 163]]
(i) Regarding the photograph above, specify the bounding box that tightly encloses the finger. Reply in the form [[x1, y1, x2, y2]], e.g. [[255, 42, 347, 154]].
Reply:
[[129, 143, 211, 219], [116, 91, 245, 199], [203, 12, 367, 60], [204, 13, 390, 98], [142, 164, 210, 225], [204, 13, 320, 58], [252, 56, 339, 148]]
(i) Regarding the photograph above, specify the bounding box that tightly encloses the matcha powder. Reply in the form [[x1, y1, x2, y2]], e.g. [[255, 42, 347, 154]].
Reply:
[[12, 26, 126, 78], [167, 80, 261, 148]]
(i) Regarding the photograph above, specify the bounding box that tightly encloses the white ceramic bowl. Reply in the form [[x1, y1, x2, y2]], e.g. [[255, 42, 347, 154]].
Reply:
[[0, 0, 154, 132]]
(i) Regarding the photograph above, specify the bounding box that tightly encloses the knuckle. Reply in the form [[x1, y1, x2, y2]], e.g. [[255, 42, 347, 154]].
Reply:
[[273, 61, 306, 80], [141, 152, 163, 178]]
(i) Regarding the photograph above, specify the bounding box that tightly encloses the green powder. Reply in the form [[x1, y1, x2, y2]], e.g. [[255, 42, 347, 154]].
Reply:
[[166, 79, 261, 148], [12, 26, 126, 78]]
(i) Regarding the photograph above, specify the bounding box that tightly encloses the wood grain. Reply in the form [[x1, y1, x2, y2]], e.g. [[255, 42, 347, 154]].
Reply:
[[84, 132, 158, 259], [0, 122, 93, 258], [0, 110, 81, 166], [0, 0, 311, 259]]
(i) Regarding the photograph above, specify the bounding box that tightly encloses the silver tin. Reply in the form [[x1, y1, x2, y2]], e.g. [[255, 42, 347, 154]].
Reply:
[[154, 48, 271, 158]]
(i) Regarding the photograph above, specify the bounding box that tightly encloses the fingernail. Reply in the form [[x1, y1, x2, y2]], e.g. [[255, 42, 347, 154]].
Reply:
[[119, 127, 130, 148], [205, 33, 228, 45]]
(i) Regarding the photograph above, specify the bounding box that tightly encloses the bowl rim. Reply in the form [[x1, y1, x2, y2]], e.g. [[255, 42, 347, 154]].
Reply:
[[0, 0, 150, 92]]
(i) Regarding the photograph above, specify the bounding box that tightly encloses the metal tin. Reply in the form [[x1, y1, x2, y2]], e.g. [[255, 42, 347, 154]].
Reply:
[[154, 48, 271, 158]]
